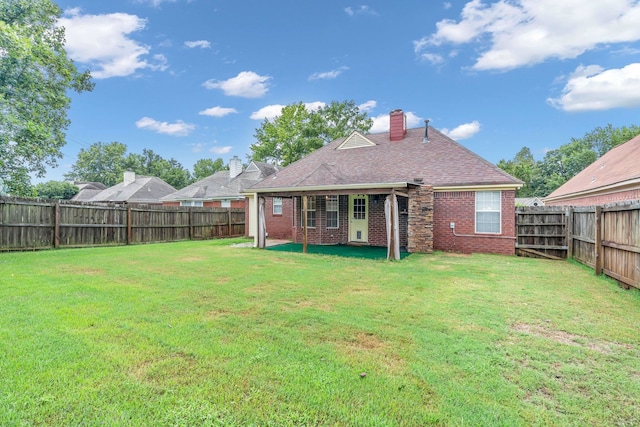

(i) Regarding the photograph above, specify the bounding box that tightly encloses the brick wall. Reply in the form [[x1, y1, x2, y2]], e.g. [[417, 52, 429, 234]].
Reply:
[[545, 188, 640, 207], [264, 196, 294, 240], [293, 195, 349, 245], [433, 190, 516, 255]]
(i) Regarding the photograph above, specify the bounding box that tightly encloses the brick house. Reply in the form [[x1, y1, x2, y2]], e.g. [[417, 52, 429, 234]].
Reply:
[[246, 110, 522, 256], [544, 133, 640, 206], [161, 156, 291, 239]]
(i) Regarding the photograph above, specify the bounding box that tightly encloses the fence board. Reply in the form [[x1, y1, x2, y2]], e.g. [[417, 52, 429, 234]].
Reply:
[[516, 202, 639, 290], [0, 197, 245, 251]]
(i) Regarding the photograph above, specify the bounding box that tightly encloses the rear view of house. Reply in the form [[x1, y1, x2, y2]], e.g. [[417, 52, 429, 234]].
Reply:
[[247, 109, 522, 255]]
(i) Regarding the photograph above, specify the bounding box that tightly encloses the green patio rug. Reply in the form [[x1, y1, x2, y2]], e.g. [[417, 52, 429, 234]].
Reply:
[[266, 243, 409, 260]]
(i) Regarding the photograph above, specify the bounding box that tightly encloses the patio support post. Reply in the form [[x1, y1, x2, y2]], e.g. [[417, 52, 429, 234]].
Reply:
[[390, 192, 396, 260], [302, 195, 308, 253], [258, 196, 266, 249]]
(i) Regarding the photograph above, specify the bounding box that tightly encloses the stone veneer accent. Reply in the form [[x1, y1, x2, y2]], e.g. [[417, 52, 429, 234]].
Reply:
[[407, 185, 434, 253]]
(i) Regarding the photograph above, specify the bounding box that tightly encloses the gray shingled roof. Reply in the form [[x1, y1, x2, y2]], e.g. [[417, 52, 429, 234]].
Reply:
[[161, 161, 280, 202], [250, 126, 522, 191], [89, 176, 176, 203]]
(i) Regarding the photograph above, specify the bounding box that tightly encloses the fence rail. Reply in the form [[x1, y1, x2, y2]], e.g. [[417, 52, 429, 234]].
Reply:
[[516, 202, 640, 290], [0, 197, 245, 251]]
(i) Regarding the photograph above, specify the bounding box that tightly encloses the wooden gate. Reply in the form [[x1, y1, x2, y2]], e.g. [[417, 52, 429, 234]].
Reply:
[[515, 206, 568, 259]]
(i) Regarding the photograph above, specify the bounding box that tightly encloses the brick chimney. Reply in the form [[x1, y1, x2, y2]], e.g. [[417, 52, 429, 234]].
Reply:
[[229, 155, 243, 179], [389, 109, 406, 141]]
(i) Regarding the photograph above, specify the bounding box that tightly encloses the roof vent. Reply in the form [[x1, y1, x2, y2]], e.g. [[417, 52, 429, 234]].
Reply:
[[413, 177, 424, 184], [423, 119, 430, 143]]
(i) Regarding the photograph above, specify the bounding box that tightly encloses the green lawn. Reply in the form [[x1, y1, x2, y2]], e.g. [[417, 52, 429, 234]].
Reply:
[[1, 239, 639, 426]]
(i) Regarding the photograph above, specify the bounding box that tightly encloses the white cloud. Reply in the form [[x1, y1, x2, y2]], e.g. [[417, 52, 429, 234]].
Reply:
[[136, 0, 177, 6], [444, 2, 452, 9], [185, 40, 211, 49], [210, 146, 233, 154], [414, 0, 640, 71], [344, 5, 378, 16], [250, 105, 285, 121], [358, 100, 377, 112], [305, 101, 326, 112], [250, 102, 326, 121], [191, 143, 205, 153], [135, 117, 196, 136], [548, 63, 640, 112], [308, 66, 349, 81], [370, 111, 422, 133], [58, 9, 167, 79], [203, 71, 271, 98], [441, 121, 481, 140], [199, 106, 238, 117]]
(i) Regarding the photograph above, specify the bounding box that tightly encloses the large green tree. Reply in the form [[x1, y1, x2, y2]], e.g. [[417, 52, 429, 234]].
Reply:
[[0, 0, 94, 196], [65, 142, 193, 189], [498, 123, 640, 197], [192, 158, 227, 181], [34, 180, 78, 199], [64, 142, 128, 187], [249, 100, 372, 166], [125, 149, 192, 189]]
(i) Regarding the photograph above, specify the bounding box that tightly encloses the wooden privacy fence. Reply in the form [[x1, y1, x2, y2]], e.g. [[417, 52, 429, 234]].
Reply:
[[0, 197, 245, 251], [516, 203, 640, 290]]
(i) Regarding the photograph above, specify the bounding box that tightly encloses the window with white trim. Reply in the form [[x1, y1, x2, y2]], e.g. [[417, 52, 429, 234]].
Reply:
[[180, 200, 203, 207], [221, 200, 231, 208], [326, 195, 339, 228], [475, 191, 501, 233], [300, 196, 316, 228], [273, 197, 283, 215]]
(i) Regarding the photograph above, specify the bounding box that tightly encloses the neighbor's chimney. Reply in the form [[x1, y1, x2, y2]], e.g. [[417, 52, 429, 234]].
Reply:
[[389, 109, 406, 141], [229, 155, 243, 179], [123, 171, 136, 186], [423, 119, 430, 143]]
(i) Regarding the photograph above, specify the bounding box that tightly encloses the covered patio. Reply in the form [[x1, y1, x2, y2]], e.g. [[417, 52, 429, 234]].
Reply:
[[250, 183, 434, 260]]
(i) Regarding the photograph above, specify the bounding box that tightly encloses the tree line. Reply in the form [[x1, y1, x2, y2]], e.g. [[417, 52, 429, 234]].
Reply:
[[2, 0, 638, 201], [498, 124, 640, 197]]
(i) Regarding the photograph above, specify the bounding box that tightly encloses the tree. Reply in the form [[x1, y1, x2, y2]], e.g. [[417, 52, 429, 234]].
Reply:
[[570, 123, 640, 156], [64, 142, 128, 187], [249, 100, 372, 166], [193, 158, 227, 181], [497, 147, 536, 197], [34, 180, 78, 199], [125, 149, 192, 189], [0, 0, 94, 196]]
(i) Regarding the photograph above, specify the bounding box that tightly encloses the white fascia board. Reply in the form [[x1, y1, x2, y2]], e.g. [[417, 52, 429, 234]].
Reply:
[[245, 182, 410, 195], [433, 184, 522, 192]]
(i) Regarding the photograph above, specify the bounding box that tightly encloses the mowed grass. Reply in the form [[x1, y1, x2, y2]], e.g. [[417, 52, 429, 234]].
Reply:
[[1, 239, 639, 426]]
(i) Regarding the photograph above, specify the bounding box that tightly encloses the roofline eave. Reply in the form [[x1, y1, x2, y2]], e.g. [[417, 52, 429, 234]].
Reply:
[[543, 177, 640, 203]]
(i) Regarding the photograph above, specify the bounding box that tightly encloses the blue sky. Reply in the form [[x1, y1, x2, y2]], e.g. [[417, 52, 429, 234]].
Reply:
[[44, 0, 640, 182]]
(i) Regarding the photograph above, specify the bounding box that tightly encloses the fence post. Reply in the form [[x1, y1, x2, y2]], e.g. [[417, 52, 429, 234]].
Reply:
[[566, 207, 573, 259], [228, 207, 232, 236], [189, 208, 194, 240], [594, 206, 602, 275], [54, 201, 60, 249], [127, 205, 132, 245]]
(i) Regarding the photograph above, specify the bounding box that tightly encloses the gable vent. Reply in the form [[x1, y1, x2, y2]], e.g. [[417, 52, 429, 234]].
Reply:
[[337, 132, 376, 150]]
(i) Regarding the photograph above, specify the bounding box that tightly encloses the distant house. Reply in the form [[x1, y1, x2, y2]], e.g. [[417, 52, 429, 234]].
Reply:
[[88, 172, 176, 205], [515, 197, 544, 207], [544, 134, 640, 206], [247, 109, 522, 256], [71, 182, 107, 202], [161, 156, 290, 239]]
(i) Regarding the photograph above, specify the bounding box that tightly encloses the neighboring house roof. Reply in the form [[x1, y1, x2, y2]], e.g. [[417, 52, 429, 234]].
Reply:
[[161, 161, 280, 202], [71, 182, 107, 202], [249, 127, 522, 192], [545, 134, 640, 203], [89, 174, 176, 203], [515, 197, 544, 207]]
